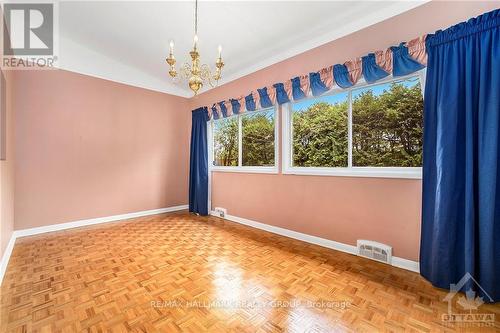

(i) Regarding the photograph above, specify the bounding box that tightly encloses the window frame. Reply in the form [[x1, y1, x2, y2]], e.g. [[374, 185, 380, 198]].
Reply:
[[282, 70, 426, 179], [209, 106, 279, 174]]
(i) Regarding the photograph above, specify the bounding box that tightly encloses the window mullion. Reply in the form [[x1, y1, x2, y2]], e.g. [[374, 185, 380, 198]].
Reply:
[[288, 105, 293, 168], [274, 106, 279, 169], [210, 119, 213, 166], [348, 90, 353, 168], [238, 115, 242, 167], [419, 68, 426, 98]]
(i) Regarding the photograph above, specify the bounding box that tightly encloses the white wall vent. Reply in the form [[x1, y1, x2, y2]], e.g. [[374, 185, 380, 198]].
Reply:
[[356, 240, 392, 264], [214, 207, 227, 218]]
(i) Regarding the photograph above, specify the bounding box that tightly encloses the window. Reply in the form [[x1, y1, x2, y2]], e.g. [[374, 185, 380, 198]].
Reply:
[[242, 110, 275, 167], [210, 107, 278, 173], [352, 76, 423, 167], [292, 92, 349, 167], [213, 117, 238, 166], [283, 72, 425, 178]]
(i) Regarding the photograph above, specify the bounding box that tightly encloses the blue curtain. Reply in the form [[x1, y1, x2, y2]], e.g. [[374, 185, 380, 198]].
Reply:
[[421, 9, 500, 303], [189, 107, 209, 216]]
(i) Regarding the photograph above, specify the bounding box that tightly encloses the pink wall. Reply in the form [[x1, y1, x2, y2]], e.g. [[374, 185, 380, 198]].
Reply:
[[190, 1, 500, 261], [1, 70, 15, 258], [14, 69, 190, 229]]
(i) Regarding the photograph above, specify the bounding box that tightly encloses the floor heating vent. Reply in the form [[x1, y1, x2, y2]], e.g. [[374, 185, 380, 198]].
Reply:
[[356, 240, 392, 264]]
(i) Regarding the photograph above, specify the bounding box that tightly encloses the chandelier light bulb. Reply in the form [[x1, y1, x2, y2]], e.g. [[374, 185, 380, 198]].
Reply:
[[193, 34, 198, 48], [218, 45, 222, 57], [169, 40, 174, 53]]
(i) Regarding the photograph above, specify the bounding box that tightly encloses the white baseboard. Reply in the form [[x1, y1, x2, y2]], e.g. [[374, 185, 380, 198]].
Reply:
[[0, 235, 16, 286], [0, 204, 188, 285], [14, 205, 188, 238], [211, 211, 420, 273]]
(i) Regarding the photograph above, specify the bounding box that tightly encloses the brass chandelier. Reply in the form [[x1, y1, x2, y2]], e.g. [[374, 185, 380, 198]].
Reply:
[[166, 0, 224, 95]]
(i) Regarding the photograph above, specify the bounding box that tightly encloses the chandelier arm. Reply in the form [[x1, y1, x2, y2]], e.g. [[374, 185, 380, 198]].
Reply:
[[179, 63, 192, 80], [200, 64, 216, 88]]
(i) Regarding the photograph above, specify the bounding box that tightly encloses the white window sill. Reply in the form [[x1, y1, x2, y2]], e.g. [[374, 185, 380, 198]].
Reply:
[[211, 166, 279, 174], [282, 167, 422, 179]]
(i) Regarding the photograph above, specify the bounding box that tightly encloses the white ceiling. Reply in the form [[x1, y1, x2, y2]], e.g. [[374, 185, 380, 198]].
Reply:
[[57, 1, 428, 97]]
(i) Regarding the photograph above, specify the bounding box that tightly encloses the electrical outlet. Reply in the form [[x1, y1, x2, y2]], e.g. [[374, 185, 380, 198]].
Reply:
[[214, 207, 227, 218]]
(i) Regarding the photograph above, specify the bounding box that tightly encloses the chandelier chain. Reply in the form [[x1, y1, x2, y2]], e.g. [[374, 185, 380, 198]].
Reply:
[[194, 0, 198, 36]]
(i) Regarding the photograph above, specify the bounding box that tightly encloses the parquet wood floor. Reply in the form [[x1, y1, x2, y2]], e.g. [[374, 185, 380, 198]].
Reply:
[[1, 211, 499, 332]]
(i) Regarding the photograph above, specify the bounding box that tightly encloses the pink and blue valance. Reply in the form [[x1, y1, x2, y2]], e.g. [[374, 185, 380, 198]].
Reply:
[[291, 76, 306, 100], [205, 35, 427, 119], [309, 71, 329, 96], [211, 104, 219, 120], [390, 42, 425, 76], [361, 53, 389, 83], [219, 101, 228, 118], [245, 93, 256, 111], [257, 87, 273, 108], [230, 98, 241, 114], [273, 83, 290, 105], [333, 64, 353, 89]]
